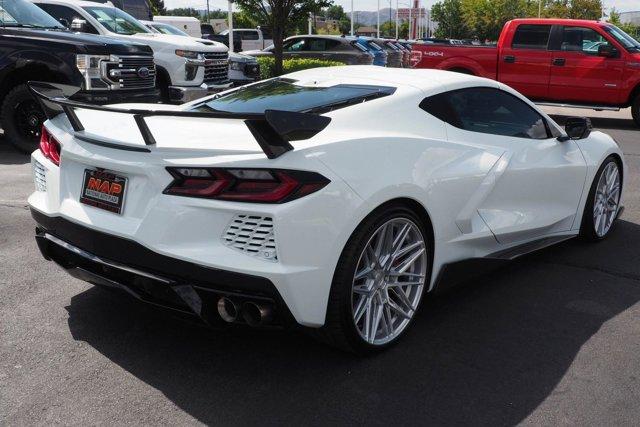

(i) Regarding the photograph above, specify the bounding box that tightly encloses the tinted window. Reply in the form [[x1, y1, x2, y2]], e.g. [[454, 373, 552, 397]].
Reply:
[[192, 79, 395, 114], [561, 26, 608, 54], [1, 0, 65, 28], [512, 24, 551, 50], [307, 38, 341, 51], [201, 24, 214, 34], [239, 30, 259, 40], [37, 3, 98, 33], [284, 39, 305, 51], [421, 87, 550, 139]]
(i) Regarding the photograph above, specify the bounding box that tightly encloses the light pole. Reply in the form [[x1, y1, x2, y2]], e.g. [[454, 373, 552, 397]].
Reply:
[[395, 0, 399, 39], [228, 0, 234, 53], [538, 0, 542, 18], [350, 0, 354, 36], [377, 0, 380, 38]]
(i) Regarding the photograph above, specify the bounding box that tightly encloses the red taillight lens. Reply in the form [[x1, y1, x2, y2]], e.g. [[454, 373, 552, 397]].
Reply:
[[164, 168, 330, 203], [39, 126, 61, 166]]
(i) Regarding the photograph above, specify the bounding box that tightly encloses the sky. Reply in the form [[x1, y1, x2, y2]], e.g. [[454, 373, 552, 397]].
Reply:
[[163, 0, 639, 14]]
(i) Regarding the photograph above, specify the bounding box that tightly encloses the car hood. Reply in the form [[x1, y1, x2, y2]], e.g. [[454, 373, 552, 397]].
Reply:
[[229, 52, 258, 62], [129, 32, 228, 52], [2, 28, 153, 55], [244, 50, 272, 57]]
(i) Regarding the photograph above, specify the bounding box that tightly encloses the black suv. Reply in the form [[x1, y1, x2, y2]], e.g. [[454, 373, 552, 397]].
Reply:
[[0, 0, 159, 153]]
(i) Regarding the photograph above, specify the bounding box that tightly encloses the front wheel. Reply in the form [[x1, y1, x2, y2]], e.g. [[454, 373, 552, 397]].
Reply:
[[1, 84, 46, 154], [580, 156, 622, 241], [316, 204, 431, 353]]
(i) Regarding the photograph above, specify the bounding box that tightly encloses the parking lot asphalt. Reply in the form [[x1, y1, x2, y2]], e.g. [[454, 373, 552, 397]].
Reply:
[[1, 109, 639, 426]]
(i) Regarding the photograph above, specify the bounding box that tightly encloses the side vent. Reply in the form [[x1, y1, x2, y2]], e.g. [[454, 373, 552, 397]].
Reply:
[[222, 215, 277, 262], [34, 160, 47, 192]]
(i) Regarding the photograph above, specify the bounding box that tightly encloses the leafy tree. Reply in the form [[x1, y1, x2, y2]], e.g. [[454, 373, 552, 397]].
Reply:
[[233, 10, 258, 28], [166, 7, 200, 18], [461, 0, 530, 41], [235, 0, 331, 75], [431, 0, 472, 39], [149, 0, 166, 16]]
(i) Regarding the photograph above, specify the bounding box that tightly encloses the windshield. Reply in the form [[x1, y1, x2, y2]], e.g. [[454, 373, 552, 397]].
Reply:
[[604, 25, 640, 52], [0, 0, 64, 29], [83, 6, 150, 35], [192, 79, 395, 114], [153, 23, 188, 36]]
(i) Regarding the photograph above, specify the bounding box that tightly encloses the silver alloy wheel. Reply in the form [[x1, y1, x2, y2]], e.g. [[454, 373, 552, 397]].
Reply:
[[594, 161, 621, 237], [351, 218, 427, 345]]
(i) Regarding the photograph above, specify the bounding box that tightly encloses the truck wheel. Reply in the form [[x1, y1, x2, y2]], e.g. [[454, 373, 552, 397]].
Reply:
[[1, 84, 45, 154], [632, 95, 640, 127]]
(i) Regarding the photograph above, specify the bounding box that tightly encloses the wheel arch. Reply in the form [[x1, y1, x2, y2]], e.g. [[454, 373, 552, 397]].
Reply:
[[0, 65, 72, 102]]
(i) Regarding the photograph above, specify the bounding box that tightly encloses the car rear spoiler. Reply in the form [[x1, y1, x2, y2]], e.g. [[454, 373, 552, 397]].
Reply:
[[28, 81, 332, 159]]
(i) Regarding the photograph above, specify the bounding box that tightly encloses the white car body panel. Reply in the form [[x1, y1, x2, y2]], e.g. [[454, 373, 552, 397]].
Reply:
[[28, 66, 626, 327]]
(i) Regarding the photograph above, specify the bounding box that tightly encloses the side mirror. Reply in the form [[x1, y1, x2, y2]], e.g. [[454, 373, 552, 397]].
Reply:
[[58, 18, 69, 28], [70, 18, 88, 32], [561, 117, 592, 141], [598, 44, 618, 58]]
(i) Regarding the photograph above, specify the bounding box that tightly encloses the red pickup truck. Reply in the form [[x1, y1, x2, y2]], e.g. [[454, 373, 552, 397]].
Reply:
[[411, 18, 640, 126]]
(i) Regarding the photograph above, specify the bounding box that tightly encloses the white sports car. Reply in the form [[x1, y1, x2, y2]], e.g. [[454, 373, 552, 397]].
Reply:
[[28, 66, 625, 353]]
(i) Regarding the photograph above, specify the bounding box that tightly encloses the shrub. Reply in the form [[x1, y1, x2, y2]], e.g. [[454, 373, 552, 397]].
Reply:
[[256, 57, 345, 80]]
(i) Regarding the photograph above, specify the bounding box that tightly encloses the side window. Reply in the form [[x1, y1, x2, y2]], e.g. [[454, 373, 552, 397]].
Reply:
[[561, 26, 608, 54], [240, 30, 259, 40], [512, 24, 551, 50], [284, 39, 305, 51], [36, 3, 97, 33], [420, 87, 551, 140], [307, 38, 328, 51]]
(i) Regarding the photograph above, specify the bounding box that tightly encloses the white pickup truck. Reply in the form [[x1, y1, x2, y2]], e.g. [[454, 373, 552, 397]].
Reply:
[[34, 0, 232, 102], [203, 27, 273, 52]]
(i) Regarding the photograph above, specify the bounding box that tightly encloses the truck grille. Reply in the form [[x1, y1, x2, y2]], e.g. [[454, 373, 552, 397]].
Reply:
[[203, 52, 229, 84], [107, 56, 156, 90]]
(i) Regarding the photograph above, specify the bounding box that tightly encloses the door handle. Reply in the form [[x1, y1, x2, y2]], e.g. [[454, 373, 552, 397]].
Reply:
[[504, 55, 516, 63], [552, 58, 566, 66]]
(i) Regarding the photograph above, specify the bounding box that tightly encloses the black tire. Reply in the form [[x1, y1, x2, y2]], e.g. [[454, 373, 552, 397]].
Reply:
[[580, 156, 622, 241], [632, 95, 640, 128], [313, 202, 432, 354], [1, 84, 46, 154]]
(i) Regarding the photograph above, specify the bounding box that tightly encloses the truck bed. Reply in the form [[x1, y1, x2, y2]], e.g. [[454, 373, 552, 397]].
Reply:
[[411, 44, 498, 80]]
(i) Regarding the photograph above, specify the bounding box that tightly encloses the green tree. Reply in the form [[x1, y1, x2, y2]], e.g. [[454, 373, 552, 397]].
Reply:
[[234, 0, 331, 75], [461, 0, 530, 41], [431, 0, 472, 39], [149, 0, 166, 16], [166, 8, 200, 18], [609, 7, 639, 40]]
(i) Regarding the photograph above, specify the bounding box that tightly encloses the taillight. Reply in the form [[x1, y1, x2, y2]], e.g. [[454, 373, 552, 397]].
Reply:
[[39, 126, 61, 166], [164, 168, 330, 203]]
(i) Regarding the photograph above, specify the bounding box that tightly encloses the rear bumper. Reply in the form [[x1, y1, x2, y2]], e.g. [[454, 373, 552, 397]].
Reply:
[[71, 88, 161, 105], [33, 209, 296, 326], [169, 81, 233, 103]]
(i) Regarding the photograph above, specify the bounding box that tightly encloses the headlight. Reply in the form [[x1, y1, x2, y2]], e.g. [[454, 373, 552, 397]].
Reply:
[[175, 50, 200, 59], [229, 61, 243, 71], [76, 54, 111, 90]]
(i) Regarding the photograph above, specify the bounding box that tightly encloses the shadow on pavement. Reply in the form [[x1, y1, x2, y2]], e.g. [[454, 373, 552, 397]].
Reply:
[[550, 114, 637, 131], [0, 139, 30, 165], [65, 220, 640, 425]]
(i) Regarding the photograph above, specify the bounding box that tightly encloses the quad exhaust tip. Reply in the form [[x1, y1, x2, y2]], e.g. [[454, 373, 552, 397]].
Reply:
[[242, 301, 273, 326], [217, 297, 239, 323]]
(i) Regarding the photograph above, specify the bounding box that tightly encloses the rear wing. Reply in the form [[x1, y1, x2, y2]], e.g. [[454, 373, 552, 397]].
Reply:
[[28, 81, 331, 159]]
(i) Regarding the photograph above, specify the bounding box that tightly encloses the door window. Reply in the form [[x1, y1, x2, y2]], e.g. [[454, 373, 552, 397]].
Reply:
[[306, 38, 341, 51], [420, 87, 551, 140], [239, 30, 259, 40], [284, 39, 306, 51], [36, 3, 98, 33], [561, 26, 609, 55], [512, 24, 551, 50]]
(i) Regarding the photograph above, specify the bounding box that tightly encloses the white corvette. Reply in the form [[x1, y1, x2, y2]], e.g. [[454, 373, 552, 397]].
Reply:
[[28, 66, 625, 353]]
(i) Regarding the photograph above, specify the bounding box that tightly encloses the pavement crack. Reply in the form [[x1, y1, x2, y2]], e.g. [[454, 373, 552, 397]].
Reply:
[[0, 202, 28, 210]]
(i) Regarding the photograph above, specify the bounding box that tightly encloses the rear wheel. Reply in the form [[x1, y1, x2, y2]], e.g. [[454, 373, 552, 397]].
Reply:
[[316, 204, 431, 353], [1, 84, 45, 154], [580, 156, 622, 241], [632, 95, 640, 127]]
